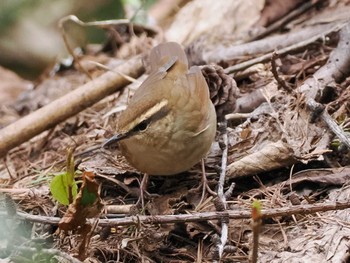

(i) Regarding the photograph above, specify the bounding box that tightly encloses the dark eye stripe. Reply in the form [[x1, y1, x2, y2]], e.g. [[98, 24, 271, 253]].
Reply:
[[148, 105, 170, 123], [129, 105, 170, 135]]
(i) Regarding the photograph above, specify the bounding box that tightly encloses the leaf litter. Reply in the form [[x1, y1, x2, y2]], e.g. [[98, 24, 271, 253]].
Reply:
[[1, 1, 350, 262]]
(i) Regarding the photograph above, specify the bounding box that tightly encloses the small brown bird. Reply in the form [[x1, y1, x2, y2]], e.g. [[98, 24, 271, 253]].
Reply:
[[104, 42, 217, 175]]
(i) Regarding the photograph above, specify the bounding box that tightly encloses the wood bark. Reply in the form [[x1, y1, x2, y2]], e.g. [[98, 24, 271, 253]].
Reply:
[[0, 56, 144, 158]]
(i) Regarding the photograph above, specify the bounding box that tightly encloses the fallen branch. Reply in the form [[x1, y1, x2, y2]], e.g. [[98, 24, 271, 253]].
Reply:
[[4, 200, 350, 226], [300, 21, 350, 149], [226, 21, 350, 179], [0, 56, 144, 158], [224, 23, 344, 74], [299, 22, 350, 99], [204, 23, 340, 64]]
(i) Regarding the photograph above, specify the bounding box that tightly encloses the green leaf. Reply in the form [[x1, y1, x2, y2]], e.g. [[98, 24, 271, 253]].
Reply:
[[81, 187, 97, 206], [252, 200, 262, 211], [50, 173, 78, 206]]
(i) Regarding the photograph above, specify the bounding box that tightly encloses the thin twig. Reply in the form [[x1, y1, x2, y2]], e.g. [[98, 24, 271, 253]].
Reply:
[[214, 120, 230, 261], [271, 51, 294, 93], [58, 16, 92, 80], [224, 23, 344, 74], [2, 200, 350, 226], [217, 121, 228, 199], [205, 23, 336, 63], [88, 61, 141, 84]]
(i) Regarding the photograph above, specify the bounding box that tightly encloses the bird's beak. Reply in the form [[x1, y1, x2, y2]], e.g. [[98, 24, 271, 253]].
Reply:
[[102, 133, 129, 149]]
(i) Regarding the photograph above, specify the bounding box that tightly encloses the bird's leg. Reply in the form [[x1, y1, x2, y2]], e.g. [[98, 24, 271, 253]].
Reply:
[[137, 173, 149, 209], [196, 159, 217, 210], [136, 173, 161, 210]]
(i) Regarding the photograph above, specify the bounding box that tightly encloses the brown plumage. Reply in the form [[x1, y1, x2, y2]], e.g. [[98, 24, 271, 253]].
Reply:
[[106, 42, 217, 175]]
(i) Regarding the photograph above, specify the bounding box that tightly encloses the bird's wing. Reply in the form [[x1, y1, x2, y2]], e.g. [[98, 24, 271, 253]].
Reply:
[[132, 56, 177, 101], [186, 66, 214, 133], [187, 66, 211, 106]]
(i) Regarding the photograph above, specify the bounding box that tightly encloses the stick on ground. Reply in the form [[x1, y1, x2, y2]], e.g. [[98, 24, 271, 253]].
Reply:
[[0, 56, 144, 158]]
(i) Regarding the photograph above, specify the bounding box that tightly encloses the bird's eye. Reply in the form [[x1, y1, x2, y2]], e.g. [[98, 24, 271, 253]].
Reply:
[[134, 120, 149, 132]]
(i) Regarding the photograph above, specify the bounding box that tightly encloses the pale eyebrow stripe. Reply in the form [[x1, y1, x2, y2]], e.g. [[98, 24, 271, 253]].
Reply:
[[159, 56, 177, 73], [125, 99, 169, 131]]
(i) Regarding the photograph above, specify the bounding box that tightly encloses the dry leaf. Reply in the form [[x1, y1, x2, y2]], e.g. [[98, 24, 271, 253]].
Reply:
[[59, 171, 103, 231]]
